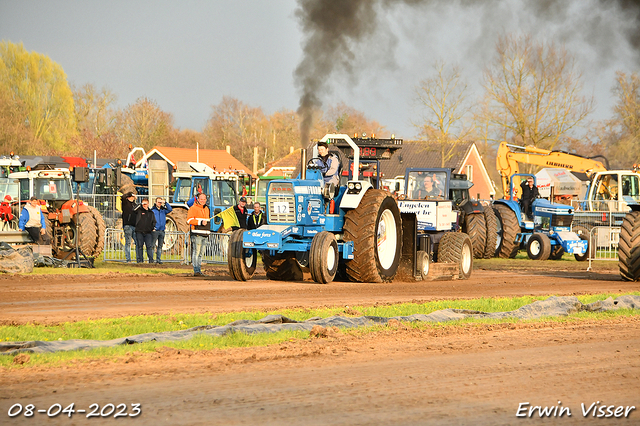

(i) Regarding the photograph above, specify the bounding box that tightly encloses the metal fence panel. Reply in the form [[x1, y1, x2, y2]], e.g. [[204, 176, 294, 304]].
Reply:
[[587, 226, 620, 271], [103, 228, 230, 265], [103, 228, 188, 264]]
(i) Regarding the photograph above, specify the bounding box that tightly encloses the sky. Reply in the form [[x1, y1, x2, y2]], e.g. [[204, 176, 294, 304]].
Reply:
[[1, 0, 639, 141]]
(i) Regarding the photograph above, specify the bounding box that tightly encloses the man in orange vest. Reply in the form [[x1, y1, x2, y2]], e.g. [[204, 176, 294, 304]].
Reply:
[[187, 192, 210, 277]]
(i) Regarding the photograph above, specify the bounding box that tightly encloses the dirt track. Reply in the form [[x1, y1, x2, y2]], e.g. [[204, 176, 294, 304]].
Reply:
[[1, 261, 639, 425]]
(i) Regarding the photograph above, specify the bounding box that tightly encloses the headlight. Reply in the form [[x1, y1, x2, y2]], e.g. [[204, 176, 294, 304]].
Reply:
[[244, 242, 254, 247], [355, 183, 362, 190], [348, 183, 355, 189]]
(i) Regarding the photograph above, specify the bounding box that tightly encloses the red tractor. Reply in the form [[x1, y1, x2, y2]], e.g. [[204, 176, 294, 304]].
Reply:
[[8, 168, 105, 258]]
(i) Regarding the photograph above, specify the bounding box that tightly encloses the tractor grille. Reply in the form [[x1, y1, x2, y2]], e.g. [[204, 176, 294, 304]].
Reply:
[[268, 195, 296, 223]]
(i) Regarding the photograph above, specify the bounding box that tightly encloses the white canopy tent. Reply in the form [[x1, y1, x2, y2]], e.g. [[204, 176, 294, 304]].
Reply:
[[535, 168, 582, 198]]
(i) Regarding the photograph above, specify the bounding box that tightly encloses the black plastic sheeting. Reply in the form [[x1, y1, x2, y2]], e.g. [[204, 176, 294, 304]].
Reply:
[[2, 295, 639, 356]]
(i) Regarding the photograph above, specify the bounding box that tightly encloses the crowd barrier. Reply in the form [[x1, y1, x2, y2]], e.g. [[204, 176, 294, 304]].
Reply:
[[103, 228, 230, 265]]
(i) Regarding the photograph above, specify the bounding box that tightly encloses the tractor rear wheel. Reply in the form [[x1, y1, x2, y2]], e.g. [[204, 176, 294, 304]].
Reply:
[[483, 205, 498, 259], [86, 206, 106, 257], [527, 233, 551, 260], [262, 251, 303, 281], [343, 189, 402, 283], [464, 213, 487, 259], [73, 210, 102, 258], [438, 232, 473, 279], [619, 211, 640, 281], [309, 231, 339, 284], [227, 229, 256, 281], [493, 204, 519, 258]]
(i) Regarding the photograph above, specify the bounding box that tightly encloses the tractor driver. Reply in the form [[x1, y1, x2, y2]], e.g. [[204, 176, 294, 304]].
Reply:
[[520, 176, 539, 220], [315, 141, 340, 187]]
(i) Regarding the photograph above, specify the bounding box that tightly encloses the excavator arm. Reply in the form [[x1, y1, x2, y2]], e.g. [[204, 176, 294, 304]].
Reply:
[[496, 142, 608, 198]]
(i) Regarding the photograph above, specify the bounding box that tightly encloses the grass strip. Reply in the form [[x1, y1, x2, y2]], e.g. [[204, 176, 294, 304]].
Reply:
[[1, 292, 639, 369], [2, 292, 638, 342], [1, 308, 637, 370]]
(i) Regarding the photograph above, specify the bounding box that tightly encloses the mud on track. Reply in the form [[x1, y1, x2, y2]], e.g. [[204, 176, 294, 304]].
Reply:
[[0, 260, 636, 325], [1, 260, 639, 425]]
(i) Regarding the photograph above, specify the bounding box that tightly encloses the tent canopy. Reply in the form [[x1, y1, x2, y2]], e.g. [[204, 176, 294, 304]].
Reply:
[[535, 168, 582, 197]]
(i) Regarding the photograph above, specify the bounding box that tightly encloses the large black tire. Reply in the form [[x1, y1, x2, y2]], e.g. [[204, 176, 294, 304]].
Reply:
[[45, 217, 56, 256], [76, 210, 102, 258], [262, 251, 303, 281], [573, 225, 593, 262], [309, 231, 339, 284], [227, 229, 256, 281], [619, 211, 640, 282], [343, 189, 402, 283], [483, 205, 498, 259], [493, 204, 519, 258], [464, 213, 487, 259], [165, 208, 189, 252], [86, 206, 106, 258], [526, 233, 551, 260], [438, 232, 473, 279]]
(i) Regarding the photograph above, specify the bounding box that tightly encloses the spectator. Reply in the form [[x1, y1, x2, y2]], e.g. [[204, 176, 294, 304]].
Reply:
[[18, 196, 50, 245], [151, 197, 172, 264], [187, 192, 210, 277], [135, 198, 156, 263], [121, 192, 138, 263], [247, 202, 266, 230], [233, 196, 248, 230], [520, 176, 539, 220]]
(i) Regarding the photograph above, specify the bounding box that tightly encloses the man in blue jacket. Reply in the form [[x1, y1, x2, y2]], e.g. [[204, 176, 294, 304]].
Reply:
[[18, 196, 50, 245], [151, 197, 172, 264]]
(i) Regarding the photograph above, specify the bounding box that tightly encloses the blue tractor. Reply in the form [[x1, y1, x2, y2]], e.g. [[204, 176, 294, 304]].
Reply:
[[492, 174, 588, 260], [228, 134, 474, 284]]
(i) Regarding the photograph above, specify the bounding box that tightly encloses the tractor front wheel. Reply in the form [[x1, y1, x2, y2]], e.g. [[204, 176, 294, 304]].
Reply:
[[228, 229, 256, 281], [309, 231, 339, 284], [438, 232, 473, 279]]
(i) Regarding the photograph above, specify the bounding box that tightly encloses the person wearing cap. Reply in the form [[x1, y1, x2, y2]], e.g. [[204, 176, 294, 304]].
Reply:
[[120, 192, 139, 263], [315, 141, 340, 186], [18, 196, 50, 245], [233, 196, 248, 230]]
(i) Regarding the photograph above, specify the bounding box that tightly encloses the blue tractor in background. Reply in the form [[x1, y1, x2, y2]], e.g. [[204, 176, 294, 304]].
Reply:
[[228, 134, 474, 284], [492, 174, 588, 260]]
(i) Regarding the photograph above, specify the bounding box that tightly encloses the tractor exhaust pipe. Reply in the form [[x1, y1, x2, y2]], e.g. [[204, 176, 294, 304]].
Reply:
[[301, 148, 307, 180]]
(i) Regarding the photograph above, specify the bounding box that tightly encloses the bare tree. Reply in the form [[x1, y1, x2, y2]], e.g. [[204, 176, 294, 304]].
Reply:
[[413, 61, 475, 167], [114, 97, 174, 151], [599, 71, 640, 168], [481, 34, 594, 151]]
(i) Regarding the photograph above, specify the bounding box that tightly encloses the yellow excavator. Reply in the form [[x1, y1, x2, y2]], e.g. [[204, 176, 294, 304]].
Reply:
[[495, 141, 640, 282], [496, 142, 639, 212]]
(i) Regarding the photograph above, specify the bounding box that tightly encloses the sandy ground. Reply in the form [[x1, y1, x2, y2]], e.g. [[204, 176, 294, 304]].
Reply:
[[1, 260, 639, 425]]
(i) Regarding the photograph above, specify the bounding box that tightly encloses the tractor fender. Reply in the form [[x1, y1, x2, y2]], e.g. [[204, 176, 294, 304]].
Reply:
[[338, 181, 373, 209], [459, 198, 484, 215], [492, 199, 524, 224]]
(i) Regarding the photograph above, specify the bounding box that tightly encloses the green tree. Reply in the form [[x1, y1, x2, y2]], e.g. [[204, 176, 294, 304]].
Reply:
[[0, 41, 76, 153]]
